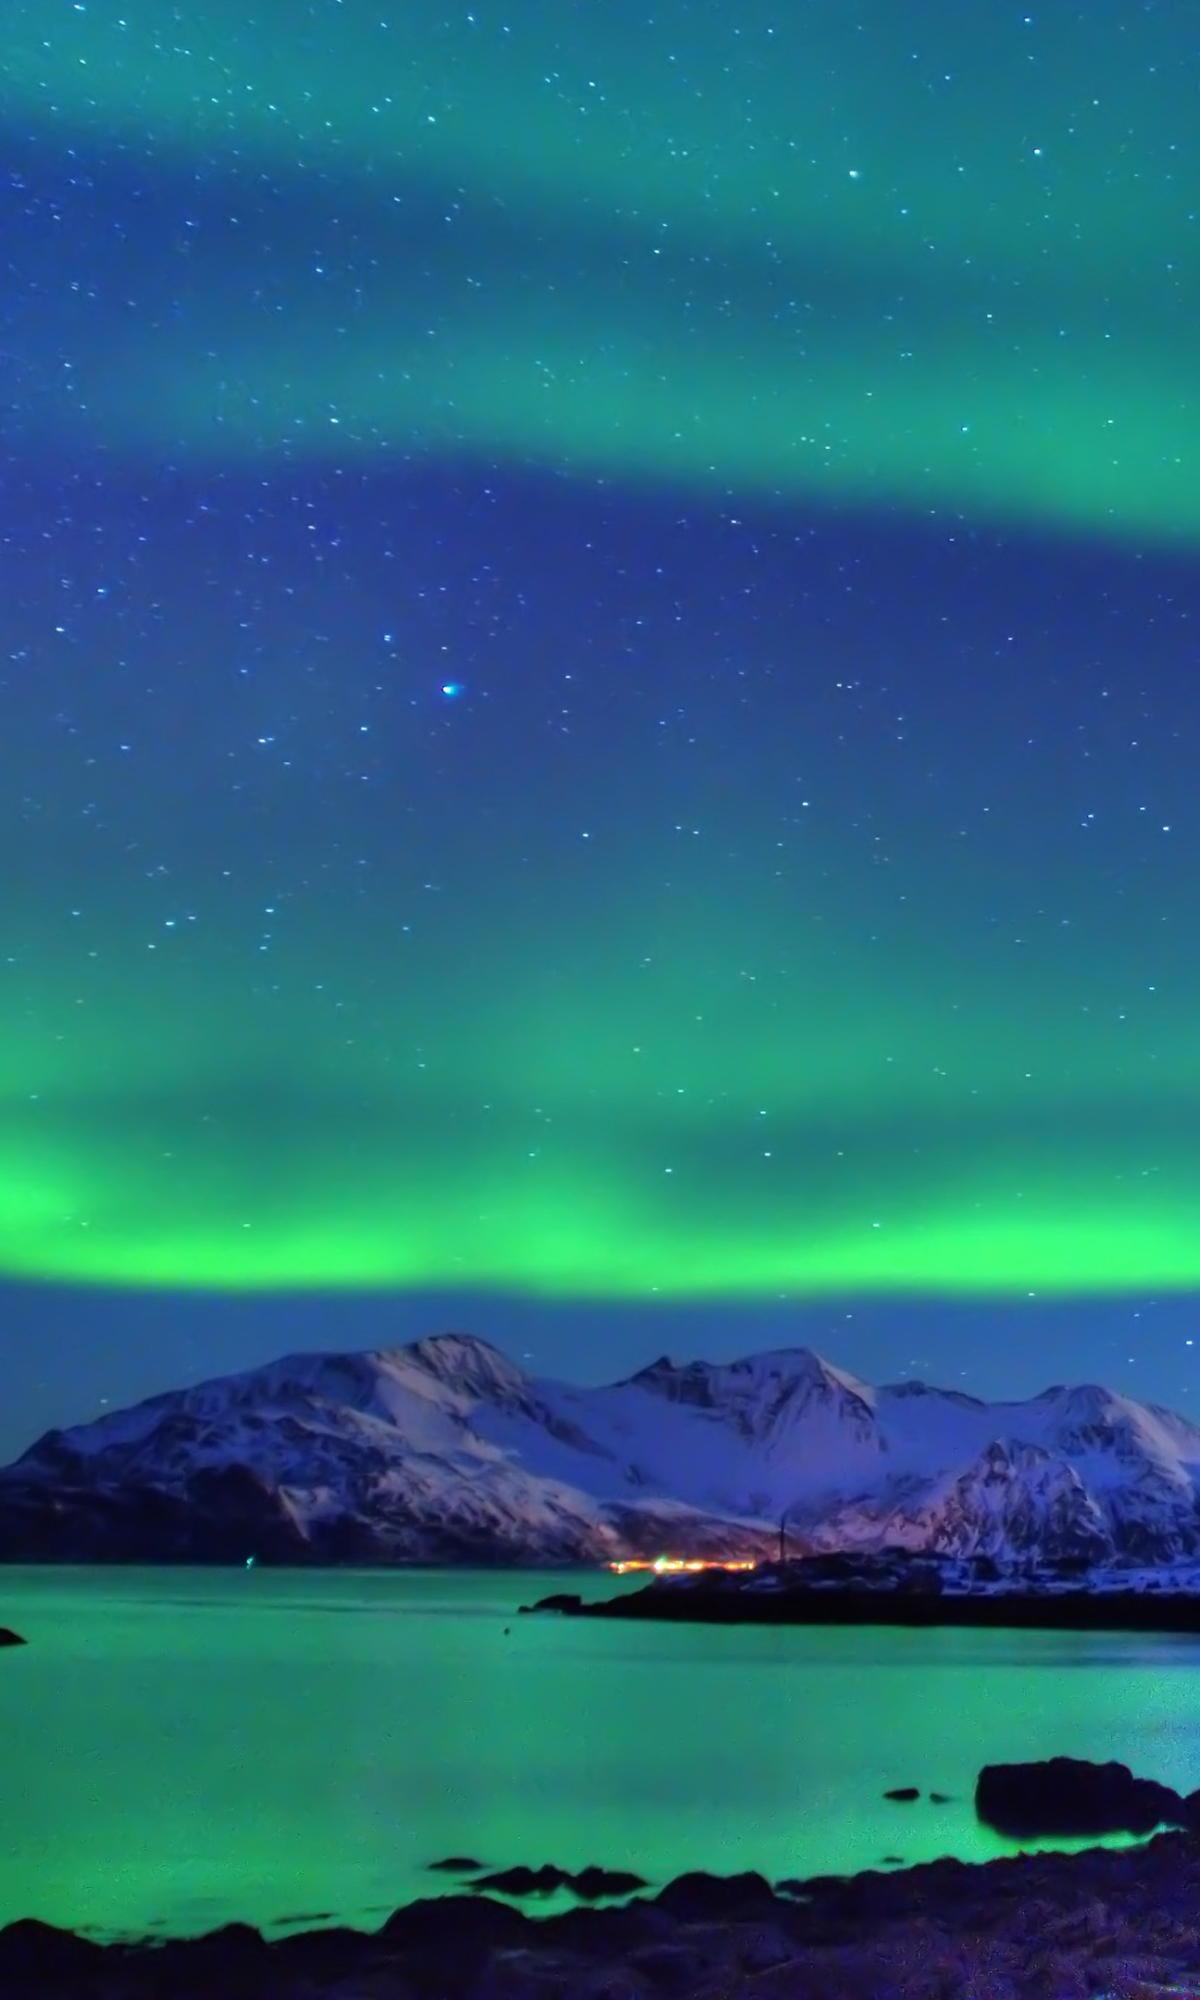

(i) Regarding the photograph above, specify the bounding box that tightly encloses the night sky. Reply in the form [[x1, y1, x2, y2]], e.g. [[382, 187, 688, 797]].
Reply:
[[3, 1, 1200, 1461]]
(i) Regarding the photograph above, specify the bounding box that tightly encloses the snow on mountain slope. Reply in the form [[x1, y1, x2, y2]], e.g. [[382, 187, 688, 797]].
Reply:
[[3, 1332, 1200, 1565], [865, 1441, 1116, 1563]]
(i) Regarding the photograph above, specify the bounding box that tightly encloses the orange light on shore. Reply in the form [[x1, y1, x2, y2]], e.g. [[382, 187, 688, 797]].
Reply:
[[606, 1557, 758, 1575]]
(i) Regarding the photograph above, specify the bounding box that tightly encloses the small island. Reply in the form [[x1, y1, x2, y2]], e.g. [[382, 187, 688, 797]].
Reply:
[[525, 1550, 1200, 1631]]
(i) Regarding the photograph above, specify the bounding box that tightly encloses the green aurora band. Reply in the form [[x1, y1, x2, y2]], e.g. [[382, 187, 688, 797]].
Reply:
[[7, 0, 1200, 541], [2, 889, 1198, 1295], [4, 1, 1200, 1297]]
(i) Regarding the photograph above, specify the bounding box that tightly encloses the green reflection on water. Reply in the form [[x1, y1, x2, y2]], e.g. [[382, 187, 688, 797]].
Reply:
[[0, 1567, 1182, 1939]]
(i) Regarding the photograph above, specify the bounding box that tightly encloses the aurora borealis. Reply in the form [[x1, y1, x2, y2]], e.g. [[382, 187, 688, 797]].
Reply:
[[3, 0, 1200, 1447]]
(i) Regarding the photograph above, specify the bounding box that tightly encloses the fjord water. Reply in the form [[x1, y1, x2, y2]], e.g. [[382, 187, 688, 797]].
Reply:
[[1, 1567, 1194, 1940]]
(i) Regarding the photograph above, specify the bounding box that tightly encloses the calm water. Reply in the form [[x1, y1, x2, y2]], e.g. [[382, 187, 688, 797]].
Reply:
[[1, 1565, 1197, 1940]]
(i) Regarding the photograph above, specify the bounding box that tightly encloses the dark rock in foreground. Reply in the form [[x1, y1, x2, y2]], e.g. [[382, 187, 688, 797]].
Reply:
[[12, 1838, 1200, 1998], [0, 1626, 26, 1647], [653, 1869, 778, 1921], [0, 1918, 103, 1983], [976, 1757, 1193, 1839]]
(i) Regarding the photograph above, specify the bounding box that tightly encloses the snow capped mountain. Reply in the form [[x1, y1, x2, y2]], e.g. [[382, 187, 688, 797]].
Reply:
[[630, 1348, 882, 1453], [3, 1332, 1200, 1566], [872, 1441, 1115, 1564]]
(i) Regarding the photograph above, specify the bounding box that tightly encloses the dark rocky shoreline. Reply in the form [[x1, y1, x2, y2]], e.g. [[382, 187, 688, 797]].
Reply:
[[8, 1836, 1200, 1999], [528, 1577, 1200, 1632]]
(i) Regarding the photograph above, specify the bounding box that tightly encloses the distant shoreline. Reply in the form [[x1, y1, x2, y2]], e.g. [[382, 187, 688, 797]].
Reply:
[[531, 1582, 1200, 1633]]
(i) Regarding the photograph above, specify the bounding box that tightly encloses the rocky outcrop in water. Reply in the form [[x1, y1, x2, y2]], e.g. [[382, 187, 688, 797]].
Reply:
[[469, 1863, 649, 1899], [976, 1757, 1198, 1839]]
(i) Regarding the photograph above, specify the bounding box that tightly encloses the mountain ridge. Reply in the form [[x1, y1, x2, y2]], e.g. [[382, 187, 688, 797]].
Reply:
[[3, 1331, 1200, 1566]]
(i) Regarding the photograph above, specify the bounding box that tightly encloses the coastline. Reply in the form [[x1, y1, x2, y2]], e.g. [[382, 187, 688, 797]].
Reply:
[[531, 1577, 1200, 1633], [6, 1835, 1200, 1999]]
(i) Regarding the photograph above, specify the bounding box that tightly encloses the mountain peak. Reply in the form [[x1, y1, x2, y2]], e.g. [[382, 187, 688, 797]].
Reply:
[[5, 1333, 1200, 1567], [400, 1331, 527, 1396], [625, 1345, 864, 1398], [1033, 1381, 1115, 1409]]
